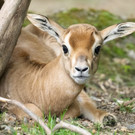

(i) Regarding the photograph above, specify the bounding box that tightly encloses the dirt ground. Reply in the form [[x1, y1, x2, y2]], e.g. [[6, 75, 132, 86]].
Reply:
[[0, 75, 135, 135], [86, 74, 135, 134], [29, 0, 135, 18]]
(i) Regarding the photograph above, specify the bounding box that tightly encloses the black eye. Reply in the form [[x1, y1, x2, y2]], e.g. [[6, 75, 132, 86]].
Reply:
[[62, 45, 68, 54], [94, 46, 101, 55]]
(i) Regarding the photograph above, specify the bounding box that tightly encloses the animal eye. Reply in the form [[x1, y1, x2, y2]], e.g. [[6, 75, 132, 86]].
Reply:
[[62, 45, 68, 54], [94, 46, 101, 55]]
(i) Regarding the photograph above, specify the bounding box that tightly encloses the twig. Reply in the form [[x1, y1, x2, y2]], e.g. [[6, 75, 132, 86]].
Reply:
[[53, 121, 91, 135], [115, 98, 135, 110], [0, 96, 92, 135], [0, 96, 51, 135], [98, 82, 107, 92]]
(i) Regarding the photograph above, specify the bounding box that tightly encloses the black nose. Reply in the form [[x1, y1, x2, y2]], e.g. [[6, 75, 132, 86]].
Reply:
[[75, 67, 89, 72]]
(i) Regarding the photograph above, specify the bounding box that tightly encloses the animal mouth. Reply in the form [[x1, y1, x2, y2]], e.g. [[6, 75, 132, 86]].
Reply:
[[72, 75, 90, 84], [73, 75, 90, 79]]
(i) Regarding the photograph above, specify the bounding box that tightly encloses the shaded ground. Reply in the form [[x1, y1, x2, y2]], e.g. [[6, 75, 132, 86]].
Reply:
[[0, 8, 135, 135]]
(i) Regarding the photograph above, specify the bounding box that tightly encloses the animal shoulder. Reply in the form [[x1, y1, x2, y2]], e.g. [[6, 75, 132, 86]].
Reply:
[[11, 24, 61, 66]]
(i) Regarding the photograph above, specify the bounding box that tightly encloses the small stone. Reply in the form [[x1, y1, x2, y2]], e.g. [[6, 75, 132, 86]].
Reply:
[[99, 74, 105, 79], [3, 113, 16, 124], [113, 58, 130, 65], [91, 96, 101, 102], [14, 126, 21, 130], [82, 121, 89, 127], [128, 50, 135, 59], [126, 124, 135, 130], [56, 117, 60, 123], [121, 126, 127, 132], [1, 125, 11, 132]]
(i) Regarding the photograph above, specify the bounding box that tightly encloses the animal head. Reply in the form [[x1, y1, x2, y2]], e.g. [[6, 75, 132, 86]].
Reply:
[[27, 14, 135, 85]]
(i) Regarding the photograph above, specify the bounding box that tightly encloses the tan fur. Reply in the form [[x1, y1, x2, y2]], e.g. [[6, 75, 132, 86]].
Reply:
[[0, 24, 83, 116], [68, 24, 95, 49], [1, 17, 134, 125]]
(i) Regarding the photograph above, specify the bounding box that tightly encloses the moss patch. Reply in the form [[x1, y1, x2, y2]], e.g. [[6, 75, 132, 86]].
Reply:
[[50, 8, 122, 29]]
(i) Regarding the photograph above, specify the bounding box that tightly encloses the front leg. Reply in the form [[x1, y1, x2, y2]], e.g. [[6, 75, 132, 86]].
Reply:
[[64, 90, 116, 127], [77, 90, 116, 126]]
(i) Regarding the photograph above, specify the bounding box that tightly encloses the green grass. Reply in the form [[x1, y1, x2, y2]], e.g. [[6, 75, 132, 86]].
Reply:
[[118, 104, 133, 113], [117, 101, 135, 113], [23, 19, 30, 27], [10, 112, 83, 135], [50, 8, 122, 29], [0, 111, 6, 121], [92, 123, 102, 135], [113, 97, 135, 113], [0, 112, 3, 121]]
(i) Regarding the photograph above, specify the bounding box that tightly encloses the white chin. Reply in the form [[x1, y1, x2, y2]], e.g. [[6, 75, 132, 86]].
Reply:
[[73, 77, 89, 85]]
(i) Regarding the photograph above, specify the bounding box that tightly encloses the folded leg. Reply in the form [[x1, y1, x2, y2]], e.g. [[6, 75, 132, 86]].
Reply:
[[10, 103, 43, 119]]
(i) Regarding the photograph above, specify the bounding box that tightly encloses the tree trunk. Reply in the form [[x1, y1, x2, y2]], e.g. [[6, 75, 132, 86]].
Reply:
[[0, 0, 4, 9], [0, 0, 22, 41], [0, 0, 31, 77]]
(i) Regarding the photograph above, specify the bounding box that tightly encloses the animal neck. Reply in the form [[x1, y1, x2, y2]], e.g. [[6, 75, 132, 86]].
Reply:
[[37, 55, 84, 114], [42, 55, 84, 96]]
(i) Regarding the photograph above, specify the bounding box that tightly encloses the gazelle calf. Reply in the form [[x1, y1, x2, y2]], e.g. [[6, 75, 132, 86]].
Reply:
[[0, 13, 135, 126]]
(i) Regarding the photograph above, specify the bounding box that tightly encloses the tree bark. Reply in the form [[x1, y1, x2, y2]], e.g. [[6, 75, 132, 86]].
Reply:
[[0, 0, 31, 77], [0, 0, 4, 9], [0, 0, 22, 41]]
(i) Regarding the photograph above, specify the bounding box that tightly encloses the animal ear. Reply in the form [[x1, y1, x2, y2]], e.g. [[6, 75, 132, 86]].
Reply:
[[27, 14, 64, 43], [100, 22, 135, 44]]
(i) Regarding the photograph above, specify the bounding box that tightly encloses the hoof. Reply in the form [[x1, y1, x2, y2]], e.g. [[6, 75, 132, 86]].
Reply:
[[103, 114, 117, 127]]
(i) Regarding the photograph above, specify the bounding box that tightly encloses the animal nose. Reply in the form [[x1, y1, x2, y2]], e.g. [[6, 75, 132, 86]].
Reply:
[[75, 67, 89, 73]]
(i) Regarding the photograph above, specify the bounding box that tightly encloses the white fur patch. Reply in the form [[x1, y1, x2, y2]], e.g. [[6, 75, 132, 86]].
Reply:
[[92, 32, 101, 56], [64, 32, 72, 54]]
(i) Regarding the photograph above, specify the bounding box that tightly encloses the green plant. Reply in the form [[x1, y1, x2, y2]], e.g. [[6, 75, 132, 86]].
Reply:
[[49, 8, 122, 29], [121, 65, 132, 73], [47, 112, 56, 130], [60, 109, 67, 120], [126, 43, 135, 51], [118, 103, 133, 113], [23, 19, 30, 27], [93, 123, 102, 135]]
